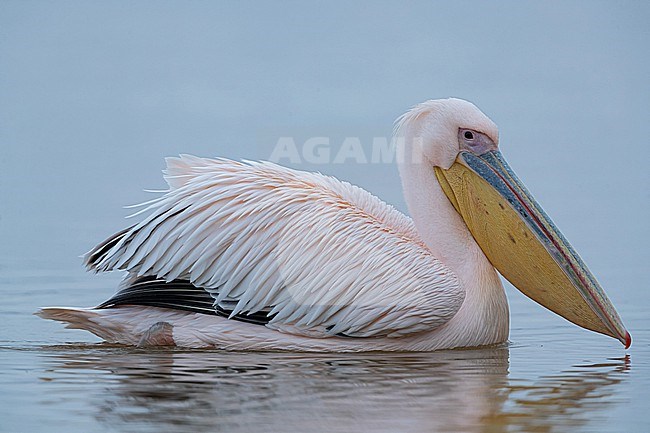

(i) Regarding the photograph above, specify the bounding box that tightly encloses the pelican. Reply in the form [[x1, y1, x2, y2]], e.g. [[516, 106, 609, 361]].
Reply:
[[37, 98, 631, 351]]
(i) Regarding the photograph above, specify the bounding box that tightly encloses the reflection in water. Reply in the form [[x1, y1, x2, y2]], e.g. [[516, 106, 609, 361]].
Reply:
[[37, 345, 628, 433]]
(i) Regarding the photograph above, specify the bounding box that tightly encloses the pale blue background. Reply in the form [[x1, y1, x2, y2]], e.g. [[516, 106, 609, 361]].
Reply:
[[1, 2, 648, 432]]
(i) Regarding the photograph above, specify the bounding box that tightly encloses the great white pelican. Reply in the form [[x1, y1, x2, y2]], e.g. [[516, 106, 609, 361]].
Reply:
[[37, 98, 630, 351]]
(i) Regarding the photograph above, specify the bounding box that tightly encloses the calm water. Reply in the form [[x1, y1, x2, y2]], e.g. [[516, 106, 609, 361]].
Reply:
[[2, 262, 647, 433], [1, 2, 649, 432]]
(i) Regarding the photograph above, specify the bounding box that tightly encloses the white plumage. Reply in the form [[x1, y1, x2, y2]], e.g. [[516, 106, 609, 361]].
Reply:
[[90, 156, 462, 338], [38, 98, 516, 351]]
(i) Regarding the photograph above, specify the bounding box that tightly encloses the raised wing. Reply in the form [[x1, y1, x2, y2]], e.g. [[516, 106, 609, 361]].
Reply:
[[86, 155, 463, 338]]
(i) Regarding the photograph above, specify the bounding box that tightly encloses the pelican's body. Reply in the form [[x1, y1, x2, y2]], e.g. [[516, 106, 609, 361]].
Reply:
[[38, 99, 630, 351]]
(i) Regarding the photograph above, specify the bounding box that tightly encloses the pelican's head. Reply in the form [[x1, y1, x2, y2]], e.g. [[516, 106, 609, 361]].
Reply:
[[395, 98, 630, 348]]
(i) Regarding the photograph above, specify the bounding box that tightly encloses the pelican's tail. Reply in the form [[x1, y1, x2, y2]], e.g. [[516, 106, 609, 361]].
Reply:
[[35, 306, 178, 346]]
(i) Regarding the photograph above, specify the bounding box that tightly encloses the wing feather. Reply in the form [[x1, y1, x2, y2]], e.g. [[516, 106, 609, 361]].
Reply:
[[86, 156, 463, 338]]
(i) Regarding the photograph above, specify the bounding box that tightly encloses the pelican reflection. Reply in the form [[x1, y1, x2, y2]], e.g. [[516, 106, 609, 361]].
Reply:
[[39, 346, 629, 433]]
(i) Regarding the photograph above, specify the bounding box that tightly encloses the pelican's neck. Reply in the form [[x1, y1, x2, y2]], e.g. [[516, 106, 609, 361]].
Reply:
[[397, 157, 476, 274], [396, 143, 509, 348]]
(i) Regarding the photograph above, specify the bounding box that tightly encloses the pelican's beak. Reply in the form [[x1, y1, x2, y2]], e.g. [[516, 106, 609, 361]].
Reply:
[[435, 150, 631, 347]]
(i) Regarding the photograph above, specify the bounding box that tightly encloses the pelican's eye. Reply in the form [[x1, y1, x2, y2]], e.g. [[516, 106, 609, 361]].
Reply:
[[458, 128, 496, 154], [460, 129, 480, 146]]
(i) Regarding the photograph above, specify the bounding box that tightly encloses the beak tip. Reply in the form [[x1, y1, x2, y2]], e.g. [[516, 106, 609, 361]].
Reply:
[[624, 331, 632, 349]]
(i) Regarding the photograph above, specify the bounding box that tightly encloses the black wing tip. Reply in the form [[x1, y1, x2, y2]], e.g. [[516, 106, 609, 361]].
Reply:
[[84, 225, 134, 271], [97, 276, 274, 325]]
